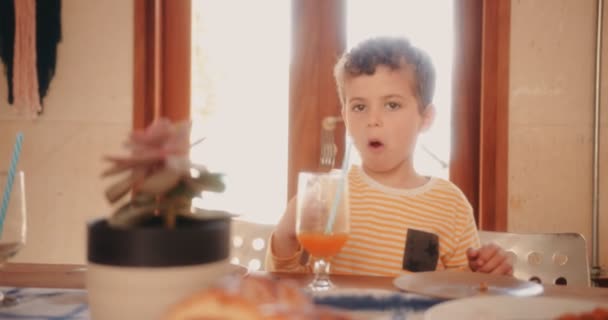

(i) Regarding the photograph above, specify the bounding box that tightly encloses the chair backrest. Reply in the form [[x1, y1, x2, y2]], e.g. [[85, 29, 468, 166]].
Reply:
[[478, 231, 590, 287], [230, 219, 276, 272]]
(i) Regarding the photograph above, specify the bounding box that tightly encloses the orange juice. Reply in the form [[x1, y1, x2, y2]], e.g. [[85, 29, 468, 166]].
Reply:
[[297, 232, 348, 258]]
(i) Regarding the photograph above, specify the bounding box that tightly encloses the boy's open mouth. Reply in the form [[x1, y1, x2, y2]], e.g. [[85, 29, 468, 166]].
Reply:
[[368, 139, 384, 149]]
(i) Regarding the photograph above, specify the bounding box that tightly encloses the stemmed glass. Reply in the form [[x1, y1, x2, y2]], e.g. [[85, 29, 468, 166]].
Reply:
[[0, 171, 26, 307], [296, 171, 349, 292]]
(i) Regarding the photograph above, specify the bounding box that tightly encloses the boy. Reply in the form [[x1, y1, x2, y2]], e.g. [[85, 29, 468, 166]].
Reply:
[[267, 37, 512, 276]]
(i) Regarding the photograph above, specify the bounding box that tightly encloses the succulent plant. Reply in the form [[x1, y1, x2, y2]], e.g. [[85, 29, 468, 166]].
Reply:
[[102, 118, 225, 228]]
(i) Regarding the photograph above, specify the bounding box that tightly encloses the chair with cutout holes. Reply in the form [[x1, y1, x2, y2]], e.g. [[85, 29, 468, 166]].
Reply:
[[230, 218, 276, 272], [478, 231, 590, 287]]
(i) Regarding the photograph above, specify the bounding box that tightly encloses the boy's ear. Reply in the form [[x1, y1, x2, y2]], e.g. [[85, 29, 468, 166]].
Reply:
[[419, 104, 436, 132]]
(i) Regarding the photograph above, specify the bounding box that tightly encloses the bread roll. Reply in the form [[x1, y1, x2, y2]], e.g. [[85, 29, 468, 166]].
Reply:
[[164, 275, 350, 320]]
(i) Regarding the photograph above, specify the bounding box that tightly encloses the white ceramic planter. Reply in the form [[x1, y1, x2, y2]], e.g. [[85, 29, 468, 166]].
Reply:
[[87, 259, 229, 320], [86, 216, 233, 320]]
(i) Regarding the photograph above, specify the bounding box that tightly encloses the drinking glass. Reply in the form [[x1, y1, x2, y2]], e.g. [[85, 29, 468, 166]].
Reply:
[[0, 171, 26, 307], [296, 171, 349, 292]]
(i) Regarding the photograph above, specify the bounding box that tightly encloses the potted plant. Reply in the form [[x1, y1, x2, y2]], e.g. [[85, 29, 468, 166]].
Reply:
[[86, 118, 235, 320]]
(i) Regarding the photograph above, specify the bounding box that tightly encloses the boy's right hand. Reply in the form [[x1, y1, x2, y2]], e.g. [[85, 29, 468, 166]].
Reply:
[[466, 244, 513, 275], [271, 197, 301, 258]]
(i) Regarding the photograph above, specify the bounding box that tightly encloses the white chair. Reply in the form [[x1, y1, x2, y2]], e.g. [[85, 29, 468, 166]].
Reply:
[[230, 219, 276, 272], [479, 231, 590, 287]]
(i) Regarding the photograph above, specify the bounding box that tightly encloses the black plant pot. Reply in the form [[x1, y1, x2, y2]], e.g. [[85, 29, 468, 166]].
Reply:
[[86, 215, 234, 320], [87, 216, 230, 267]]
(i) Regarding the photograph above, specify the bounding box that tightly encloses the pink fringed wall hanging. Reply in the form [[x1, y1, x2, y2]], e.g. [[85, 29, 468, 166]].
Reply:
[[0, 0, 62, 117], [13, 0, 41, 116]]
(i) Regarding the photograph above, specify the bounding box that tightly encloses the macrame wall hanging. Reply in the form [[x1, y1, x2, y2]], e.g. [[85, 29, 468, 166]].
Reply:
[[0, 0, 61, 117]]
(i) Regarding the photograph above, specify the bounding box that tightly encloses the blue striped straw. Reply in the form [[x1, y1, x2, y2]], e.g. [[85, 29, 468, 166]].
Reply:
[[0, 133, 24, 237], [324, 140, 352, 234]]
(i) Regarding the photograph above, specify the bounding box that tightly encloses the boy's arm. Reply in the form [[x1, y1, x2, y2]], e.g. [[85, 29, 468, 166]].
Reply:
[[443, 201, 480, 271], [441, 196, 513, 275], [265, 233, 309, 272], [265, 197, 310, 272]]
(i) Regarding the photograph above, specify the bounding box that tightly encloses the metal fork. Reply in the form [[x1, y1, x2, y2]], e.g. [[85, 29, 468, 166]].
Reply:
[[318, 117, 342, 171]]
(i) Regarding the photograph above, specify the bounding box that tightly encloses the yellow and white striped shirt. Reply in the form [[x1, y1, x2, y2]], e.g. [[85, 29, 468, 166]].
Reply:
[[267, 165, 480, 276]]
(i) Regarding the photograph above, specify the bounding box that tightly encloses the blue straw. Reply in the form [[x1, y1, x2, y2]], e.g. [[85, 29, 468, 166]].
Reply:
[[0, 133, 24, 237], [324, 140, 351, 234]]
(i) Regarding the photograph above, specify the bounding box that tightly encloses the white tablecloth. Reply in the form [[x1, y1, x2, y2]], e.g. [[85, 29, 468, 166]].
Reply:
[[0, 286, 440, 319], [0, 287, 89, 319]]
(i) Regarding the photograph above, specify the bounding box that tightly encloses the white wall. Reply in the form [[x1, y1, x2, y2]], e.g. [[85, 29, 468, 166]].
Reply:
[[0, 0, 132, 264], [509, 0, 608, 269]]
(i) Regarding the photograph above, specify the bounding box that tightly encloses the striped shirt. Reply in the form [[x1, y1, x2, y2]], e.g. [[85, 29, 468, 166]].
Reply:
[[266, 165, 480, 276]]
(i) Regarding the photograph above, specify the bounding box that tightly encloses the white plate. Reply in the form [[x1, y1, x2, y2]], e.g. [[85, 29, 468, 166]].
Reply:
[[312, 287, 426, 299], [424, 296, 608, 320], [394, 270, 543, 299]]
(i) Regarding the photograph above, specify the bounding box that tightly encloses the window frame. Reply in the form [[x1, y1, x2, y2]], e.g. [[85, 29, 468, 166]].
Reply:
[[133, 0, 191, 130], [451, 0, 510, 231], [133, 0, 510, 231]]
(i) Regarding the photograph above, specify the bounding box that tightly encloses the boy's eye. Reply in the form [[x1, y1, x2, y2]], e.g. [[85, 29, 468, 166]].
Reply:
[[385, 102, 401, 110], [351, 104, 366, 112]]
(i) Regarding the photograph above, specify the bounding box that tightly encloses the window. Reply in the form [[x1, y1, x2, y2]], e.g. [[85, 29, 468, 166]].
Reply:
[[346, 1, 453, 179], [189, 1, 453, 223], [189, 1, 291, 224], [135, 1, 508, 230]]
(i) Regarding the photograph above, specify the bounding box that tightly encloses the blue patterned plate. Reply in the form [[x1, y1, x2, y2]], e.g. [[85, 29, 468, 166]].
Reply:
[[312, 288, 443, 320]]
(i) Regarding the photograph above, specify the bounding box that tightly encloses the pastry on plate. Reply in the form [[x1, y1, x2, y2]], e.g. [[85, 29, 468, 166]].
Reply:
[[164, 274, 350, 320]]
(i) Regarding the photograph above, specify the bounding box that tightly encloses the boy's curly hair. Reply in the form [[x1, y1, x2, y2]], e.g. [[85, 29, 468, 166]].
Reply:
[[334, 37, 436, 112]]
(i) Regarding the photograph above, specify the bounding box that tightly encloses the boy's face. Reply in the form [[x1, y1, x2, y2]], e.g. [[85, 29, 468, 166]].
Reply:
[[341, 65, 434, 173]]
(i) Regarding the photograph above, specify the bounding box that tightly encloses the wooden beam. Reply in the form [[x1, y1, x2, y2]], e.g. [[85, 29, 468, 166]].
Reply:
[[451, 0, 510, 231], [288, 0, 345, 200], [479, 0, 511, 231], [133, 0, 159, 129], [451, 0, 483, 224], [133, 0, 190, 129], [160, 0, 190, 122]]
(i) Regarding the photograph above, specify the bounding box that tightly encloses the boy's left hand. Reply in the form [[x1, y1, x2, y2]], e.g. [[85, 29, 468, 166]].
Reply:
[[466, 244, 513, 275]]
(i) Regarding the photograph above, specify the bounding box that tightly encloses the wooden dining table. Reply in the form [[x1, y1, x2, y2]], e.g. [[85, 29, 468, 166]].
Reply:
[[2, 262, 608, 303]]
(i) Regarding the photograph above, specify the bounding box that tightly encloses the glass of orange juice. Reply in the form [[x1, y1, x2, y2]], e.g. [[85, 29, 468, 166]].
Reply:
[[296, 171, 349, 291]]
